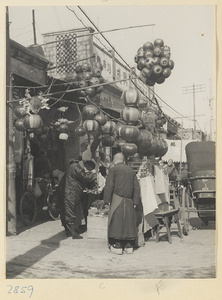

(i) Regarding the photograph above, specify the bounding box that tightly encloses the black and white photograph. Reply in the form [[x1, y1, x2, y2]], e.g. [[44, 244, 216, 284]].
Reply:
[[2, 1, 221, 299]]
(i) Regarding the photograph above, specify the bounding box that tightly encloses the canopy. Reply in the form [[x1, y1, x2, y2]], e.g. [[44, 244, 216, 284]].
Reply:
[[162, 139, 197, 163]]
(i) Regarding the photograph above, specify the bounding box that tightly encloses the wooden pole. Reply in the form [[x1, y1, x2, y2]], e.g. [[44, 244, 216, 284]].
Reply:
[[32, 9, 37, 45], [6, 7, 17, 235]]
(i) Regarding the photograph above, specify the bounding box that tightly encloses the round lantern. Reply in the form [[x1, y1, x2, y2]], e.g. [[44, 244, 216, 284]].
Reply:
[[75, 65, 83, 74], [162, 68, 171, 78], [59, 123, 69, 133], [147, 137, 160, 157], [75, 126, 86, 136], [83, 105, 98, 119], [143, 42, 154, 51], [137, 96, 148, 110], [82, 71, 93, 81], [116, 124, 127, 138], [23, 114, 42, 129], [102, 121, 117, 134], [155, 138, 168, 157], [96, 86, 104, 94], [120, 125, 140, 143], [14, 105, 26, 118], [89, 77, 100, 86], [14, 118, 26, 132], [154, 39, 164, 48], [121, 107, 140, 124], [59, 133, 68, 140], [121, 143, 138, 157], [168, 59, 175, 70], [82, 62, 91, 72], [94, 113, 107, 126], [102, 134, 115, 147], [83, 120, 99, 133], [121, 89, 140, 107], [135, 130, 153, 156], [92, 67, 102, 77], [78, 80, 88, 88], [85, 87, 96, 98]]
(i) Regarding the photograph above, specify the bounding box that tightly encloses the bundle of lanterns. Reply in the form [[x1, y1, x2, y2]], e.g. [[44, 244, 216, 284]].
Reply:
[[116, 89, 168, 158], [134, 38, 174, 86], [73, 61, 106, 106], [13, 90, 50, 142]]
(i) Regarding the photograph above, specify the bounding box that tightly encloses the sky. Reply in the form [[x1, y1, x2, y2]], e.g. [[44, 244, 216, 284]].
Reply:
[[8, 5, 216, 136]]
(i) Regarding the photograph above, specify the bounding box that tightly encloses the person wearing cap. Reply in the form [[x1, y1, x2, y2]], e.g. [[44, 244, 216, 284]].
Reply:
[[103, 152, 140, 254], [57, 159, 97, 239]]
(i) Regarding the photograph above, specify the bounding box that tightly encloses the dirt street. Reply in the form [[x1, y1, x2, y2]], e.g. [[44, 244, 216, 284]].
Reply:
[[6, 209, 216, 279]]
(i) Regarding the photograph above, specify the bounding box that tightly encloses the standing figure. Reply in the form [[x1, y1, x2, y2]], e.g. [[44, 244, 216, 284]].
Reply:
[[104, 153, 140, 254], [57, 160, 97, 239], [167, 159, 178, 182]]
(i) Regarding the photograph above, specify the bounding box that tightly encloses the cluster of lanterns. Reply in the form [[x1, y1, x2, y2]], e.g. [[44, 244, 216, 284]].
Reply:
[[117, 89, 168, 158], [75, 104, 118, 148], [73, 62, 105, 106], [134, 38, 174, 86]]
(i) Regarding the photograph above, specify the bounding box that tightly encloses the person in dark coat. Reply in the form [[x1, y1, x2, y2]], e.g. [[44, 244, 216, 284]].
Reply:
[[167, 159, 178, 182], [57, 160, 97, 239], [103, 153, 141, 254]]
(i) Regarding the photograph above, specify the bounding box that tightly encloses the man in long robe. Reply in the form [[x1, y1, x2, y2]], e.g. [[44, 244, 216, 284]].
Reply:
[[104, 153, 140, 254], [57, 160, 97, 239]]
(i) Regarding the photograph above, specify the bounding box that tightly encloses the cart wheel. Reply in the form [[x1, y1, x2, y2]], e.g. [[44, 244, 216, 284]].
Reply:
[[182, 223, 189, 236], [20, 191, 37, 226]]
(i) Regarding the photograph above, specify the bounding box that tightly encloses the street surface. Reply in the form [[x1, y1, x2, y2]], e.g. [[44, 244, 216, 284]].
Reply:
[[6, 210, 216, 279]]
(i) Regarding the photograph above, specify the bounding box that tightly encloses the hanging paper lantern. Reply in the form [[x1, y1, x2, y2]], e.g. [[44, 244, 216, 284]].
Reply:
[[137, 96, 148, 110], [102, 121, 117, 134], [155, 138, 168, 157], [82, 62, 91, 72], [121, 89, 140, 107], [120, 125, 140, 143], [121, 107, 140, 124], [85, 87, 96, 98], [116, 124, 127, 138], [121, 143, 138, 157], [75, 65, 83, 73], [135, 130, 153, 156], [83, 120, 99, 133], [143, 42, 154, 51], [92, 67, 102, 77], [147, 136, 160, 157], [94, 113, 108, 126], [75, 126, 86, 136], [14, 105, 27, 118], [23, 114, 42, 129], [59, 133, 68, 140], [82, 71, 93, 81], [83, 105, 98, 119], [154, 39, 164, 48], [102, 134, 115, 147], [78, 80, 88, 88], [89, 77, 100, 86], [14, 118, 26, 131], [59, 123, 69, 133]]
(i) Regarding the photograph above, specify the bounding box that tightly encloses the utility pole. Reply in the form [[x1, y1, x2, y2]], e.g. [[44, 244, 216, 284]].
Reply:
[[208, 78, 215, 141], [32, 9, 37, 45], [6, 7, 17, 235], [182, 83, 205, 139]]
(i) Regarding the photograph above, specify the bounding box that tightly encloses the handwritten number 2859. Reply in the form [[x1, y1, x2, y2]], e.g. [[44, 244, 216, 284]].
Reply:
[[7, 285, 34, 298]]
